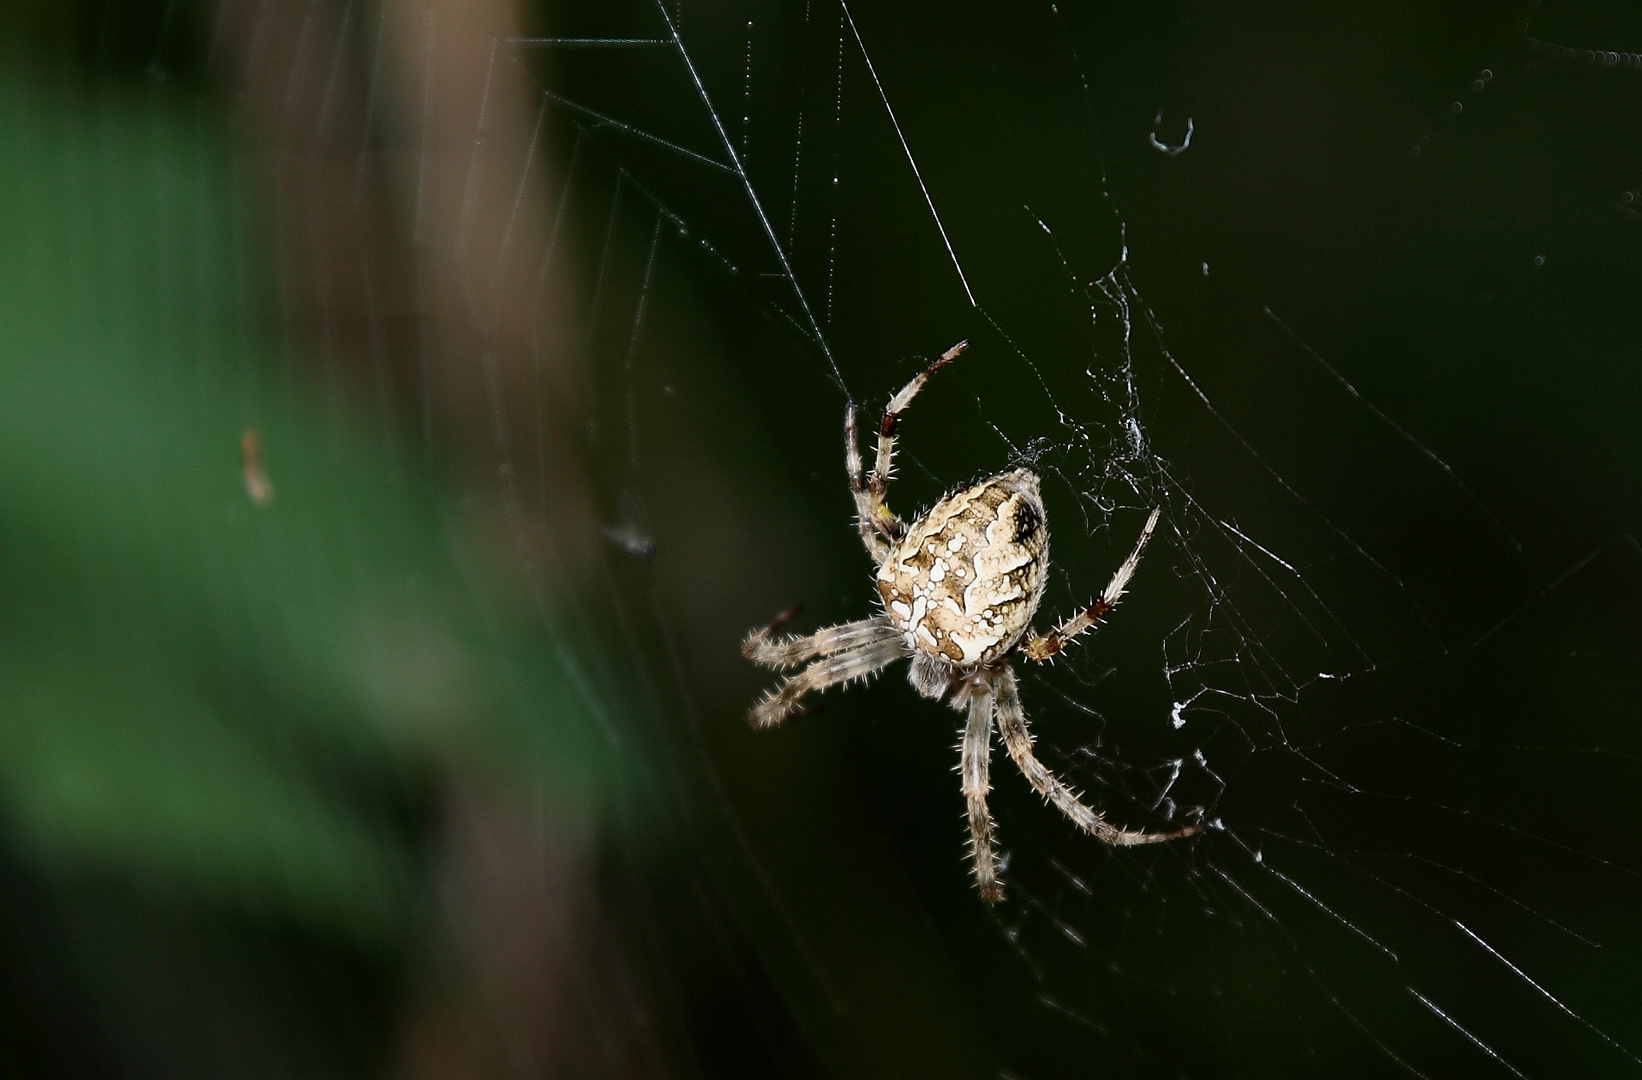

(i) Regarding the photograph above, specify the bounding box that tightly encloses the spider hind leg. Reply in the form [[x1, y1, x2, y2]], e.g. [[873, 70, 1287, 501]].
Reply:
[[960, 687, 1003, 903], [748, 634, 910, 728], [992, 666, 1201, 847], [744, 614, 901, 670]]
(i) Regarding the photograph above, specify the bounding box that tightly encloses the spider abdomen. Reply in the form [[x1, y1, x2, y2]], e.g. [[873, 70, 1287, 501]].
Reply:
[[876, 468, 1049, 668]]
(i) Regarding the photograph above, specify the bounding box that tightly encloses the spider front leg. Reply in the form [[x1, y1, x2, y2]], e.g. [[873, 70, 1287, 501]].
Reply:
[[846, 340, 969, 564], [1020, 507, 1161, 663], [993, 666, 1201, 846], [846, 402, 893, 564]]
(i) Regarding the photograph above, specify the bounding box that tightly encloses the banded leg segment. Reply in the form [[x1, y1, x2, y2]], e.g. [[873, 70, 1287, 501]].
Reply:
[[743, 614, 902, 670], [748, 636, 909, 729], [847, 340, 969, 564], [960, 688, 1002, 903], [846, 402, 893, 564], [992, 667, 1200, 847], [1021, 507, 1161, 663]]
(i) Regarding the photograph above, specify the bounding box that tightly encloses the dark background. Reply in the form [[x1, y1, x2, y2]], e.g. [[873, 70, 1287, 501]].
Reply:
[[1, 1, 1639, 1078]]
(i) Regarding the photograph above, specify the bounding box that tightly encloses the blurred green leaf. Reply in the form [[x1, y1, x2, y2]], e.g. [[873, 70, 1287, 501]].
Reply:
[[0, 64, 603, 944]]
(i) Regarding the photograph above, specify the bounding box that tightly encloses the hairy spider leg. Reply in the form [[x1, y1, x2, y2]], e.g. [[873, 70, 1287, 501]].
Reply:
[[748, 635, 910, 728], [870, 340, 970, 499], [1020, 507, 1161, 663], [993, 666, 1201, 847], [743, 614, 901, 670], [846, 340, 969, 564], [959, 687, 1002, 902], [845, 401, 892, 564]]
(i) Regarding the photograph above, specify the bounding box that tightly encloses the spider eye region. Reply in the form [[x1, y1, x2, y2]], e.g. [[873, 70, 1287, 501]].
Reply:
[[876, 468, 1049, 668]]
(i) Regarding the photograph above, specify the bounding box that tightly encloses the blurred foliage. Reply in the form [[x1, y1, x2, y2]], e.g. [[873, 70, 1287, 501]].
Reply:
[[0, 33, 605, 1077]]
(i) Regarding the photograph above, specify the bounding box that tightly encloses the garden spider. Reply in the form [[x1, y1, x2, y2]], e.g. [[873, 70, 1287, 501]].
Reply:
[[743, 341, 1201, 902]]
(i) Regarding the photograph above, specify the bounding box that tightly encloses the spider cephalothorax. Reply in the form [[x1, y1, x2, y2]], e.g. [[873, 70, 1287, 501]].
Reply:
[[743, 341, 1200, 902]]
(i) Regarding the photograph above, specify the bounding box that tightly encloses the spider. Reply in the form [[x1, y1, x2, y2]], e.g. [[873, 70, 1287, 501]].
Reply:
[[743, 341, 1201, 902]]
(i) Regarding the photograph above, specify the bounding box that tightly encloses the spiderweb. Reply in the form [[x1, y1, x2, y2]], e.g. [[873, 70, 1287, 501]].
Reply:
[[56, 0, 1642, 1076], [509, 2, 1642, 1076]]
